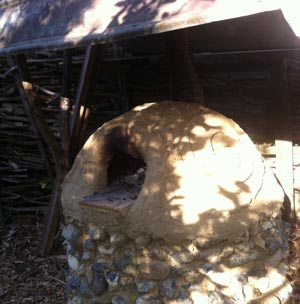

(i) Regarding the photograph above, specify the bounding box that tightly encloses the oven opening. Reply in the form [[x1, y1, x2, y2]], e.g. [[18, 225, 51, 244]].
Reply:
[[80, 131, 147, 210], [107, 149, 146, 191]]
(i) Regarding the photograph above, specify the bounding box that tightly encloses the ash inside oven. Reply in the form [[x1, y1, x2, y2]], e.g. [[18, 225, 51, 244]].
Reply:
[[80, 126, 146, 211]]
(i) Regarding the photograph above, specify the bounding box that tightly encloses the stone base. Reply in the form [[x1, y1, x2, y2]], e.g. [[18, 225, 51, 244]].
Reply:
[[63, 216, 292, 304]]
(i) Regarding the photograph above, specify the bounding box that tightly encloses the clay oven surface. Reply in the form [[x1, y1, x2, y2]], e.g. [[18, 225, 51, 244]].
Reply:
[[62, 101, 284, 245]]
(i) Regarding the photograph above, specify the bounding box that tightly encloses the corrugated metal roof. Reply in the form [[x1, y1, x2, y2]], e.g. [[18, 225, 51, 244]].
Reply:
[[0, 0, 299, 55]]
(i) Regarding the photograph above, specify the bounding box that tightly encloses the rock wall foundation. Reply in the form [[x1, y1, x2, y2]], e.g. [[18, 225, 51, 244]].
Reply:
[[64, 216, 291, 304]]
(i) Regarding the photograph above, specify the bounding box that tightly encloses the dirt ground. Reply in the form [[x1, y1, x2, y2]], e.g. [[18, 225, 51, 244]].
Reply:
[[1, 214, 300, 304], [0, 214, 66, 304]]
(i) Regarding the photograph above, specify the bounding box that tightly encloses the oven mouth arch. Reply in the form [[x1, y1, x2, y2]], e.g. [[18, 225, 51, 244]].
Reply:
[[79, 126, 147, 216]]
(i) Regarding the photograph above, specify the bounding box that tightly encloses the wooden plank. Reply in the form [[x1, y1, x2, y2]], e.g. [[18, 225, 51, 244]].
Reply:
[[20, 81, 63, 172], [69, 44, 102, 164], [60, 49, 72, 171], [270, 57, 294, 221], [260, 145, 300, 156]]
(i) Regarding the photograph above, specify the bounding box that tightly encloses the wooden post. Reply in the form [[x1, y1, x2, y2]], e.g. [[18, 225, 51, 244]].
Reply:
[[69, 44, 102, 164], [270, 57, 294, 221], [41, 174, 64, 255], [165, 29, 204, 104], [113, 44, 129, 112]]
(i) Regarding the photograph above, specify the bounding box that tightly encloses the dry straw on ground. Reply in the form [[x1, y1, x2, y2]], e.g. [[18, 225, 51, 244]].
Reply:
[[0, 215, 66, 304]]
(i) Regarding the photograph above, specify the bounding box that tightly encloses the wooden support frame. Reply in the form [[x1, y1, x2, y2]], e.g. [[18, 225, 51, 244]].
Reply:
[[270, 57, 294, 222], [6, 55, 54, 181], [41, 50, 75, 255], [8, 54, 66, 256], [70, 44, 102, 164], [7, 46, 101, 255]]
